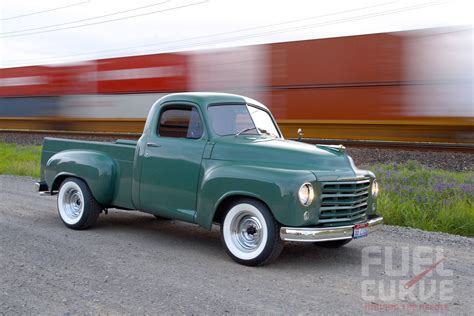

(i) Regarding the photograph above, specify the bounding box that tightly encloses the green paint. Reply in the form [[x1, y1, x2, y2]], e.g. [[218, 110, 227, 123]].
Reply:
[[39, 93, 380, 229]]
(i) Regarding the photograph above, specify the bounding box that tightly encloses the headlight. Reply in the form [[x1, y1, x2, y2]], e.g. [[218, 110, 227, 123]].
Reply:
[[372, 180, 379, 198], [298, 183, 315, 206]]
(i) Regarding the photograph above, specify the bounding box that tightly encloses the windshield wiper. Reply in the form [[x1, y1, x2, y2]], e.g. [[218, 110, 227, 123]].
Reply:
[[235, 127, 277, 137], [235, 127, 257, 136]]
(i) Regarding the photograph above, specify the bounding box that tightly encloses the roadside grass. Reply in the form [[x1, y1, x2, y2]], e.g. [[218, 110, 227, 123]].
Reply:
[[362, 160, 474, 237], [0, 142, 41, 178]]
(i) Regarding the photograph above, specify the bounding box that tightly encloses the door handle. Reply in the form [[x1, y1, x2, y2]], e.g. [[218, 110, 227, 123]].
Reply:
[[146, 142, 161, 147]]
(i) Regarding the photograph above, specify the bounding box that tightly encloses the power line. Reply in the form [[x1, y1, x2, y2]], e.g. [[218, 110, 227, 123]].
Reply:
[[2, 1, 447, 67], [0, 0, 208, 38], [44, 1, 398, 60], [1, 0, 169, 34], [161, 2, 446, 52], [1, 1, 398, 64], [1, 1, 90, 21], [413, 26, 473, 38]]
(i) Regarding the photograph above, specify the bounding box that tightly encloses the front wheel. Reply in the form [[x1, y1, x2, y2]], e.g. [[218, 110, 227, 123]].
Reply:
[[220, 199, 283, 266], [57, 177, 101, 230]]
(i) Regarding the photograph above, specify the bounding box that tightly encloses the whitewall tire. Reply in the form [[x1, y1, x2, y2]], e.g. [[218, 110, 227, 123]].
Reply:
[[221, 198, 283, 266], [57, 177, 101, 230]]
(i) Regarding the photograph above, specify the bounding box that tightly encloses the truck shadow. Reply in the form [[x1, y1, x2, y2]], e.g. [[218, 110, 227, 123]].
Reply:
[[94, 210, 367, 270]]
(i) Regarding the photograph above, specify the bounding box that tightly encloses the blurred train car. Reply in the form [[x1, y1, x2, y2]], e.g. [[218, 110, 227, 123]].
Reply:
[[267, 27, 473, 142], [0, 26, 472, 143]]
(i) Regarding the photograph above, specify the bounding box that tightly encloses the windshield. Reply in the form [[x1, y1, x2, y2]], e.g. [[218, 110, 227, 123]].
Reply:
[[208, 104, 280, 138]]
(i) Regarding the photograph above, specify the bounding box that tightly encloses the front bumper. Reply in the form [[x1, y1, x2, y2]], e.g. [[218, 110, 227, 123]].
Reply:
[[280, 216, 383, 242]]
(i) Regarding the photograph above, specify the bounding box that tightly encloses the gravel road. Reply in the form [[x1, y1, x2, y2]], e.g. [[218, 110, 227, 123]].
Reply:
[[1, 175, 473, 315]]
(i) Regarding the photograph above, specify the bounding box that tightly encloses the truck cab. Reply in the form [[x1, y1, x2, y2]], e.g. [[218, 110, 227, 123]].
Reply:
[[37, 92, 383, 266]]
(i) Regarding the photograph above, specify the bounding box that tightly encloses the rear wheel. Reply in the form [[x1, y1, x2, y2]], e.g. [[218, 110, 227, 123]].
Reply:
[[57, 177, 101, 230], [220, 198, 283, 266], [315, 239, 351, 248]]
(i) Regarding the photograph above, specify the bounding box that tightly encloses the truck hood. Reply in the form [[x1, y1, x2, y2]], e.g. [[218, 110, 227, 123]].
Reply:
[[211, 136, 358, 178]]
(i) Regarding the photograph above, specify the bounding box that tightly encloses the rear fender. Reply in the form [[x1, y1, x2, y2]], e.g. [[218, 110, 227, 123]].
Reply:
[[45, 150, 116, 205]]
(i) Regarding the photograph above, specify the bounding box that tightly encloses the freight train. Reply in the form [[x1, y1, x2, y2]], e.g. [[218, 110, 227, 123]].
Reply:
[[1, 26, 472, 143]]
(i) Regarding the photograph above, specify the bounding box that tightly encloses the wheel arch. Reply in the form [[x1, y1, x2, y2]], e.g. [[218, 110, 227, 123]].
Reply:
[[51, 173, 75, 191], [45, 150, 116, 205], [212, 193, 272, 225]]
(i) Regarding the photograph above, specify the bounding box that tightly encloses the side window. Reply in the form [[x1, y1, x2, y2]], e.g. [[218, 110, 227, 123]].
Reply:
[[158, 106, 204, 139]]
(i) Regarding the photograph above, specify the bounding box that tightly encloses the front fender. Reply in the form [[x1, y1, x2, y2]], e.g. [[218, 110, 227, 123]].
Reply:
[[196, 161, 316, 229], [45, 150, 116, 205]]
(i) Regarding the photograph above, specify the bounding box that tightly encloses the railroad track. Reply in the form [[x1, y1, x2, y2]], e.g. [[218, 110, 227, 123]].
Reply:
[[1, 117, 473, 144], [1, 129, 473, 152]]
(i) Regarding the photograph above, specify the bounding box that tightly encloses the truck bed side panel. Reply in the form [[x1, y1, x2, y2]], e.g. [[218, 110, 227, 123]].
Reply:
[[41, 137, 136, 209]]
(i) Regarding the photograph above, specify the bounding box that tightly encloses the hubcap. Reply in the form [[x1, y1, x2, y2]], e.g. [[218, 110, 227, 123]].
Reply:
[[63, 188, 83, 220], [230, 212, 263, 252]]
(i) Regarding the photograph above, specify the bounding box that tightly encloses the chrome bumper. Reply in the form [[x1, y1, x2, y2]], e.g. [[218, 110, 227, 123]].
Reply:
[[35, 181, 51, 195], [280, 216, 383, 242]]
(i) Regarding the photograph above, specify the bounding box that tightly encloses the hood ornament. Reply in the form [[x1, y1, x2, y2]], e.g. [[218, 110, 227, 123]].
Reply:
[[319, 144, 346, 153], [337, 144, 346, 152], [297, 128, 304, 141]]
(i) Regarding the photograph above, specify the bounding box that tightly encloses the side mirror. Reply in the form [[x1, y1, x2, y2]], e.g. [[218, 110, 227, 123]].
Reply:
[[297, 128, 304, 141]]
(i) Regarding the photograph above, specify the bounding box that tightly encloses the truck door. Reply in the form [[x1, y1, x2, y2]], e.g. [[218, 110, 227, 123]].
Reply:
[[139, 103, 207, 222]]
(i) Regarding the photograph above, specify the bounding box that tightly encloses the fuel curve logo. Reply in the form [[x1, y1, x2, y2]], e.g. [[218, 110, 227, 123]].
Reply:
[[361, 246, 454, 312]]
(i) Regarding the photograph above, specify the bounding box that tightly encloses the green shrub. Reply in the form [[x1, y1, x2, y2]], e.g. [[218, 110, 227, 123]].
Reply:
[[363, 160, 474, 237]]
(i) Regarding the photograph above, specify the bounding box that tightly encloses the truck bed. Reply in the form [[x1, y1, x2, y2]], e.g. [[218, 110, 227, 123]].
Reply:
[[40, 137, 137, 209]]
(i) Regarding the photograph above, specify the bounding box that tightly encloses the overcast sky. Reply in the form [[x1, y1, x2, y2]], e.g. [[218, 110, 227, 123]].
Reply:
[[0, 0, 472, 68]]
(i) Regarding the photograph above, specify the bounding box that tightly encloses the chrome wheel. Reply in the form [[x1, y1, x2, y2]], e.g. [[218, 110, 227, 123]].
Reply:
[[63, 188, 83, 220], [222, 202, 269, 261], [58, 181, 84, 225], [231, 212, 263, 252]]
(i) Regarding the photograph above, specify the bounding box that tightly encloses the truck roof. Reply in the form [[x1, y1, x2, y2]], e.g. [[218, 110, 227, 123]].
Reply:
[[158, 92, 269, 111]]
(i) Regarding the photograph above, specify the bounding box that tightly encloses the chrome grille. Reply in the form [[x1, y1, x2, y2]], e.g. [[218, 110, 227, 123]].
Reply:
[[319, 178, 371, 224]]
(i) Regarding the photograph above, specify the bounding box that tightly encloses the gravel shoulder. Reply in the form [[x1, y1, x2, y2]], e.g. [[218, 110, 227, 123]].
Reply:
[[0, 175, 473, 315]]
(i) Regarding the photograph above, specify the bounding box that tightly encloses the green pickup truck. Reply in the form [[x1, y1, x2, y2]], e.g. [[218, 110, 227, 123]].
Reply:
[[37, 92, 383, 266]]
